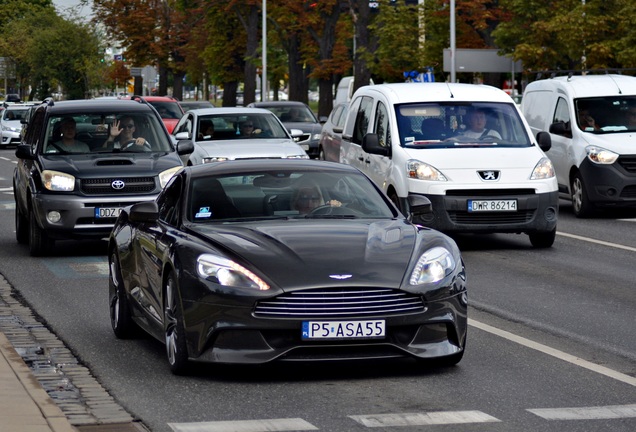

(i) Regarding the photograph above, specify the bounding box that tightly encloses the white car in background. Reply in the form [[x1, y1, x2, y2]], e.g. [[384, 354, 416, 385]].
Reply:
[[1, 104, 31, 147], [172, 107, 309, 165]]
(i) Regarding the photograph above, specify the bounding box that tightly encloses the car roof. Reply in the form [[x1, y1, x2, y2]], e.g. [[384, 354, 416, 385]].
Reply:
[[524, 74, 636, 98], [35, 99, 158, 115], [186, 159, 358, 178], [187, 107, 277, 115], [133, 95, 180, 102], [249, 101, 308, 108]]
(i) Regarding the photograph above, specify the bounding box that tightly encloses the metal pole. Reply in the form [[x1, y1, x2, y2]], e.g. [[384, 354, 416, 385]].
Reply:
[[450, 0, 456, 83], [262, 0, 268, 102]]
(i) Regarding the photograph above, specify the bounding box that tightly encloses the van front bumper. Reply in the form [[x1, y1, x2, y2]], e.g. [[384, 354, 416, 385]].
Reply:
[[579, 157, 636, 208], [408, 190, 559, 234]]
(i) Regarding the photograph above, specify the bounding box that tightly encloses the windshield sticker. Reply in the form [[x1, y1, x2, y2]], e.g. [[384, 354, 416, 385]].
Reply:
[[195, 206, 212, 218]]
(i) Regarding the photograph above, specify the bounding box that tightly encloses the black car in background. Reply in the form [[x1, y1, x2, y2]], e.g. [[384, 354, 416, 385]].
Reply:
[[13, 98, 194, 256], [247, 101, 326, 158], [108, 159, 467, 374]]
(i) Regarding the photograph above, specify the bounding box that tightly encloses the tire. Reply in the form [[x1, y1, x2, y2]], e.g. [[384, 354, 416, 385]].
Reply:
[[29, 210, 52, 256], [164, 272, 189, 375], [15, 201, 29, 245], [318, 147, 326, 160], [109, 250, 138, 338], [571, 172, 594, 218], [529, 228, 556, 248]]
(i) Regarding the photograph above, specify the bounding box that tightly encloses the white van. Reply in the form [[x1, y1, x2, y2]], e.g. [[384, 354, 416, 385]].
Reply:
[[521, 74, 636, 217], [340, 82, 559, 247]]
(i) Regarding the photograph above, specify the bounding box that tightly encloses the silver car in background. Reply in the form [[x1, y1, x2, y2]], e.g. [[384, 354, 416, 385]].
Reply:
[[1, 103, 31, 147], [172, 107, 309, 165]]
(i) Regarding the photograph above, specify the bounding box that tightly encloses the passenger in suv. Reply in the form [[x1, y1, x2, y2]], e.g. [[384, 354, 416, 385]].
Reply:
[[13, 98, 194, 256]]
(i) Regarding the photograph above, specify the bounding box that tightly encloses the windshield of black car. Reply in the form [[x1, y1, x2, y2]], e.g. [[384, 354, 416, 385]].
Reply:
[[195, 113, 290, 140], [187, 169, 395, 222], [396, 102, 532, 148], [42, 112, 172, 154], [575, 96, 636, 133]]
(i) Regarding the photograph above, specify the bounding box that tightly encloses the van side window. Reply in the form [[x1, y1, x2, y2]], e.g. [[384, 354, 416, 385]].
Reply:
[[352, 96, 373, 145], [374, 102, 390, 148], [553, 97, 571, 126]]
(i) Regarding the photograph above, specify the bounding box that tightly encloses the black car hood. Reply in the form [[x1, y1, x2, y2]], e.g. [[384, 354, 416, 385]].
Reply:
[[40, 152, 182, 177], [189, 219, 418, 290]]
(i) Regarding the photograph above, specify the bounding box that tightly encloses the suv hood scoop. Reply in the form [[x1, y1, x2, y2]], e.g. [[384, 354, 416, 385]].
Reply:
[[95, 159, 135, 166]]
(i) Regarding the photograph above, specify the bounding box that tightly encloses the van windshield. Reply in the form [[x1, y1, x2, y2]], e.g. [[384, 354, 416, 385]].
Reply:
[[575, 96, 636, 133], [395, 102, 532, 148]]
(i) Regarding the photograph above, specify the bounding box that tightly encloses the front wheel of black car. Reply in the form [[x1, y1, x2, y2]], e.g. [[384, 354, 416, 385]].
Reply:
[[15, 201, 28, 244], [529, 229, 556, 248], [164, 272, 189, 375], [109, 251, 138, 338], [29, 210, 52, 256]]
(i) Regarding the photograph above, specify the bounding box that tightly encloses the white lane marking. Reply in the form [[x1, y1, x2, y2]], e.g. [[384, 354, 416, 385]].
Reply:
[[469, 319, 636, 387], [0, 187, 14, 192], [528, 404, 636, 420], [557, 231, 636, 252], [0, 156, 11, 161], [349, 411, 500, 427], [168, 418, 318, 432]]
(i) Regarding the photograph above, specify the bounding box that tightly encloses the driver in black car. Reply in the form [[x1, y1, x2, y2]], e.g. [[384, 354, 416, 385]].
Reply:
[[291, 182, 342, 215], [103, 116, 150, 150]]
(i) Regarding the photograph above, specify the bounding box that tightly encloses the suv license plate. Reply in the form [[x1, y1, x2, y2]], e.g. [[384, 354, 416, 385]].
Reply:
[[95, 207, 122, 218], [302, 320, 386, 340], [468, 199, 517, 212]]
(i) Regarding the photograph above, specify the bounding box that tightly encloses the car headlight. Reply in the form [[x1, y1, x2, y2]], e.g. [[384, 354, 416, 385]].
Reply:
[[41, 170, 75, 192], [197, 254, 269, 290], [203, 157, 229, 164], [158, 166, 182, 188], [409, 246, 456, 285], [586, 146, 618, 164], [530, 157, 555, 179], [312, 133, 321, 140], [2, 125, 19, 132], [407, 159, 447, 181]]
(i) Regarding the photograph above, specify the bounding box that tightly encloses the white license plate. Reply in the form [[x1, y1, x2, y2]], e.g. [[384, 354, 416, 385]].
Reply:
[[95, 207, 122, 218], [302, 320, 386, 340], [300, 144, 309, 151], [468, 199, 517, 212]]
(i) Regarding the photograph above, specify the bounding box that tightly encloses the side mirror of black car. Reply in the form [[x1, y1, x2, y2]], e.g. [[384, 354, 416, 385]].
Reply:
[[15, 144, 34, 160], [176, 140, 195, 155], [361, 133, 390, 157], [407, 194, 432, 216], [129, 201, 159, 223], [536, 131, 552, 152]]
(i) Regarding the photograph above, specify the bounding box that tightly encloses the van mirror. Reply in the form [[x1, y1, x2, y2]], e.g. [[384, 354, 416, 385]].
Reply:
[[536, 131, 552, 152], [407, 194, 432, 217], [361, 133, 390, 156], [549, 121, 572, 138]]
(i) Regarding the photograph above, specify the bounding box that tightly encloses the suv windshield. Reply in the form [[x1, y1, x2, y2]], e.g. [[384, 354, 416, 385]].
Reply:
[[575, 96, 636, 133], [396, 102, 531, 148], [42, 111, 173, 154]]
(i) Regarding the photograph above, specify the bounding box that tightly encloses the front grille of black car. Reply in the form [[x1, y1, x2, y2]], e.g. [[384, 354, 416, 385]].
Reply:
[[448, 209, 535, 224], [618, 156, 636, 174], [620, 185, 636, 198], [254, 287, 425, 319], [80, 177, 156, 195]]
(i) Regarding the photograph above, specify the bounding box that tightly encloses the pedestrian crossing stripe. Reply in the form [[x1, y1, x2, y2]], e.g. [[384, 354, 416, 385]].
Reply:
[[528, 404, 636, 420], [168, 418, 318, 432], [349, 411, 500, 427]]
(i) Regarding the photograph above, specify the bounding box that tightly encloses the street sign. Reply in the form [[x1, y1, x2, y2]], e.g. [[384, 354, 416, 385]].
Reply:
[[130, 67, 142, 77], [114, 54, 122, 61]]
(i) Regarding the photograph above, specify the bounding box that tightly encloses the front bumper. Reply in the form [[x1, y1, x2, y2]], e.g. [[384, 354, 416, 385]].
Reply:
[[406, 190, 559, 234], [579, 157, 636, 208], [1, 131, 21, 146], [32, 193, 158, 240], [181, 291, 468, 365]]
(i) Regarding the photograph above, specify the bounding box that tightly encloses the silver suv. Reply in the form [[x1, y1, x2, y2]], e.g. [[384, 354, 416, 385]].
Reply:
[[13, 98, 194, 256]]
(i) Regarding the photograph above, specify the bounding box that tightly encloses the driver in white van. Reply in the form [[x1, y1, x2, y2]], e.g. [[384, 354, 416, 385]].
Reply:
[[462, 108, 502, 140]]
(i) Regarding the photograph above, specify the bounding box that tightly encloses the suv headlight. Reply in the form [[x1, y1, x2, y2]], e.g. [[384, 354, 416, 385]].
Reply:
[[41, 170, 75, 191], [530, 157, 555, 179], [586, 146, 618, 164], [158, 166, 182, 188], [197, 254, 269, 290], [407, 159, 447, 181]]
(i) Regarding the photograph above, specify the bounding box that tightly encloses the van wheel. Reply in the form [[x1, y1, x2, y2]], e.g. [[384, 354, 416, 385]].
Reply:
[[529, 229, 556, 248], [571, 172, 594, 218], [389, 191, 401, 212]]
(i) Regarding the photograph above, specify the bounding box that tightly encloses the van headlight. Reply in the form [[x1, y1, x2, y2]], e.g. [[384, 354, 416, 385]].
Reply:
[[41, 170, 75, 191], [530, 157, 555, 179], [586, 146, 618, 164], [407, 160, 447, 181]]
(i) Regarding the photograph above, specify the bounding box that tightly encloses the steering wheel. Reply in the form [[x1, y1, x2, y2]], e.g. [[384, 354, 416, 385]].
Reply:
[[307, 203, 363, 217], [123, 140, 152, 152]]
